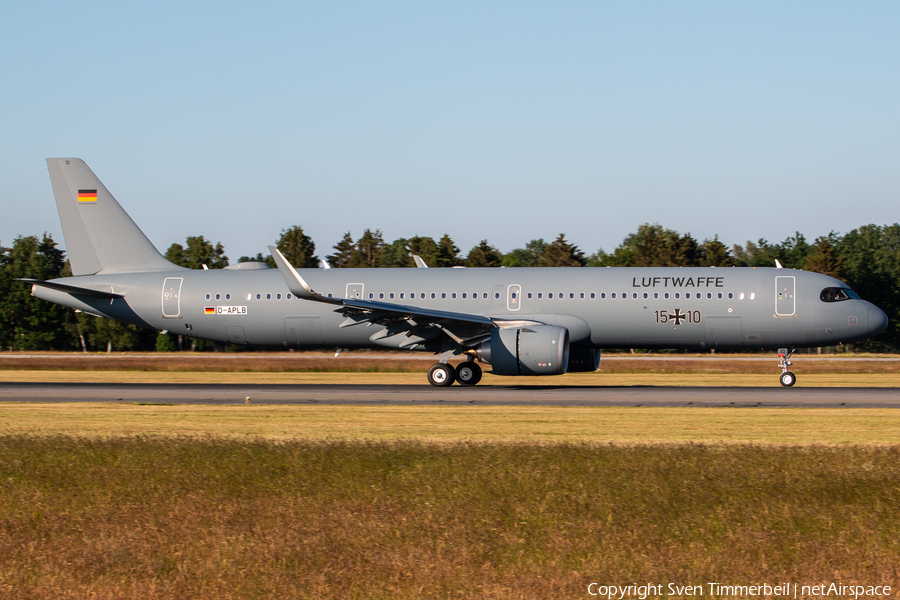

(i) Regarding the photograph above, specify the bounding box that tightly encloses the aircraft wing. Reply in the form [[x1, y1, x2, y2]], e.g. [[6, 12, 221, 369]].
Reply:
[[269, 246, 539, 348]]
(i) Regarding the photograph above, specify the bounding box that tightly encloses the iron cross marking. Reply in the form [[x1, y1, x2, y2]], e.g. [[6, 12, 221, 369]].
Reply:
[[668, 308, 687, 325]]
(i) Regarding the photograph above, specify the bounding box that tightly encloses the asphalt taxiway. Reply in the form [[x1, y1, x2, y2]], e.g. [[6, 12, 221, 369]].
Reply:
[[2, 382, 900, 408]]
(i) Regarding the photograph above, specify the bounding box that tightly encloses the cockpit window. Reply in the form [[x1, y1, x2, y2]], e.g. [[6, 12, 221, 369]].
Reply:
[[820, 287, 860, 302]]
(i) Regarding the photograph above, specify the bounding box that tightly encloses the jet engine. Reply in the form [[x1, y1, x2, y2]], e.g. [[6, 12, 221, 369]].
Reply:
[[566, 348, 601, 372], [476, 325, 570, 376]]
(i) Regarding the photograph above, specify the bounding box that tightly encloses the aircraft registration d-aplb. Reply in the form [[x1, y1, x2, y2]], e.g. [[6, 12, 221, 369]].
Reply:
[[27, 159, 889, 387]]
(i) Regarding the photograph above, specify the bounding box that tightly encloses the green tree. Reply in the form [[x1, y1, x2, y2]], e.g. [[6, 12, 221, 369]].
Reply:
[[0, 234, 74, 350], [165, 236, 228, 269], [698, 236, 736, 267], [466, 240, 503, 267], [350, 229, 385, 268], [835, 224, 900, 346], [379, 238, 415, 268], [503, 239, 547, 267], [408, 236, 440, 267], [156, 332, 176, 352], [804, 233, 843, 279], [276, 225, 318, 268], [538, 234, 586, 267], [433, 235, 463, 268], [593, 224, 699, 267], [327, 232, 356, 268]]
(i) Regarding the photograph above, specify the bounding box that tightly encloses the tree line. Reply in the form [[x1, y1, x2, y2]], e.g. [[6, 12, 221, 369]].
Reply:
[[1, 223, 897, 351]]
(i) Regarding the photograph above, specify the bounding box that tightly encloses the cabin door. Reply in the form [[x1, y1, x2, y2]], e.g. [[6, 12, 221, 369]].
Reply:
[[161, 277, 183, 318]]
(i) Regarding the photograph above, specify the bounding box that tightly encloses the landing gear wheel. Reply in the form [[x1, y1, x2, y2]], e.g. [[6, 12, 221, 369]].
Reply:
[[456, 362, 483, 386], [779, 371, 796, 387], [427, 363, 455, 387]]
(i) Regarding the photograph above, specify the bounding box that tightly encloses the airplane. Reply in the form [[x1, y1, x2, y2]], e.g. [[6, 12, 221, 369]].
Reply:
[[24, 158, 889, 388]]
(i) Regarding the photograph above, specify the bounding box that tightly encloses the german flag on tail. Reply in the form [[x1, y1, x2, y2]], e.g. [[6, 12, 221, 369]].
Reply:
[[77, 189, 97, 203]]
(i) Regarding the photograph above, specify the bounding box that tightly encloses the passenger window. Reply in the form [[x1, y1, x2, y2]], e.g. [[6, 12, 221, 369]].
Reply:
[[215, 293, 221, 300], [664, 293, 669, 299], [674, 293, 680, 299], [266, 293, 271, 300], [601, 293, 606, 299], [483, 293, 488, 299], [527, 292, 533, 299], [632, 293, 638, 299], [611, 293, 616, 299], [549, 293, 554, 299], [707, 292, 712, 299], [431, 293, 436, 299], [400, 293, 405, 299], [205, 294, 211, 300], [739, 292, 745, 300], [256, 293, 261, 300], [472, 292, 477, 299], [590, 292, 595, 299], [538, 293, 543, 299], [421, 293, 426, 299], [452, 293, 457, 299], [276, 293, 281, 300], [622, 293, 627, 300], [569, 292, 574, 299], [225, 293, 231, 300], [750, 293, 755, 300], [643, 292, 648, 299], [717, 292, 723, 299], [495, 292, 500, 299], [441, 292, 446, 299], [559, 292, 564, 299], [462, 293, 467, 299], [580, 292, 585, 299], [369, 293, 374, 299], [390, 293, 395, 299], [245, 293, 251, 301], [379, 293, 385, 299], [728, 292, 734, 299], [653, 293, 659, 299], [287, 294, 291, 300], [512, 292, 517, 299]]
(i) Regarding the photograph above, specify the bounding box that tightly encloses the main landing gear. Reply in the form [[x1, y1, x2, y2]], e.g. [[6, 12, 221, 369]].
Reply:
[[426, 361, 483, 387], [777, 347, 796, 387]]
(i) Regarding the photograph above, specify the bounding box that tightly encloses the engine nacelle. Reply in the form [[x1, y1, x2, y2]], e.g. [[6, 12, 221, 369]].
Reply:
[[476, 325, 570, 376], [567, 348, 601, 372]]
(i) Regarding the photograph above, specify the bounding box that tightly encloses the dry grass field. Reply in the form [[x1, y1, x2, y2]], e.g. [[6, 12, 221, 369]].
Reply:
[[1, 437, 898, 599]]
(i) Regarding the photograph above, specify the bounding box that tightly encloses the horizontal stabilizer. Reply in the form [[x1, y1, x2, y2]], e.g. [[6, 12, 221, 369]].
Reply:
[[19, 279, 124, 299]]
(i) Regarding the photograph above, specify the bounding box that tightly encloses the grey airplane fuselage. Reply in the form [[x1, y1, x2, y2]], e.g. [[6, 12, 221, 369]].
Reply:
[[35, 265, 886, 352]]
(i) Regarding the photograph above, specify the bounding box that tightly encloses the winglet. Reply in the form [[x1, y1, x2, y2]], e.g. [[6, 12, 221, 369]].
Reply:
[[268, 246, 341, 304], [412, 254, 428, 268], [775, 259, 783, 269]]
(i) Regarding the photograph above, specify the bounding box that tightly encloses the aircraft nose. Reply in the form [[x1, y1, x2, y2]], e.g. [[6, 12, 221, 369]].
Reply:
[[868, 305, 889, 336]]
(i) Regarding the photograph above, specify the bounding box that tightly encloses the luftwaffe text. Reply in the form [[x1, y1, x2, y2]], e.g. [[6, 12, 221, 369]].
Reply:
[[632, 277, 724, 288]]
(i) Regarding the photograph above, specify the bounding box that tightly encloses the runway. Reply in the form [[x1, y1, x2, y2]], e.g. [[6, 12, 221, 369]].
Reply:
[[2, 382, 900, 408]]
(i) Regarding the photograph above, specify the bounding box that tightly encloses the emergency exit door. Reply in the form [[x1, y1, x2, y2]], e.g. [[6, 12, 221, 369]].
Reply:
[[775, 276, 795, 317]]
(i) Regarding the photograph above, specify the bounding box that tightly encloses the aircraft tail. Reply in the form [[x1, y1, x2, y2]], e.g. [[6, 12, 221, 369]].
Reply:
[[46, 158, 181, 275]]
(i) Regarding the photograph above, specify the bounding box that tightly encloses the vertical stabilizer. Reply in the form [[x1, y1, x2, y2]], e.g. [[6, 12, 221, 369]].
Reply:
[[46, 158, 181, 275]]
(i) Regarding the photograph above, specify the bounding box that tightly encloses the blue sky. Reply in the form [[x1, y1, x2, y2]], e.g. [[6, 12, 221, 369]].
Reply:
[[2, 1, 898, 262]]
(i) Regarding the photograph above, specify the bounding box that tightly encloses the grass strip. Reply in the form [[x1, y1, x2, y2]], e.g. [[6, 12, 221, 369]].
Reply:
[[3, 403, 900, 444]]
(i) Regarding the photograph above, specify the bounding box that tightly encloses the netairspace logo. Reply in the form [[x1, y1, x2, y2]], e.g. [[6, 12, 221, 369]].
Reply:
[[586, 582, 892, 598]]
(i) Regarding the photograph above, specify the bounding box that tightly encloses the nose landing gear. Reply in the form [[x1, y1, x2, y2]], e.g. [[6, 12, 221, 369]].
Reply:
[[777, 348, 796, 387]]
